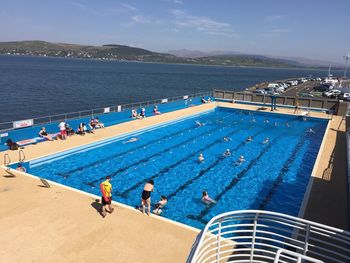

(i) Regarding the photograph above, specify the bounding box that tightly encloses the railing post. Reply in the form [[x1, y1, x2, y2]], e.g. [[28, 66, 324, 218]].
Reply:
[[49, 116, 52, 124], [250, 213, 259, 261], [303, 224, 310, 255], [64, 114, 67, 122], [216, 220, 222, 263]]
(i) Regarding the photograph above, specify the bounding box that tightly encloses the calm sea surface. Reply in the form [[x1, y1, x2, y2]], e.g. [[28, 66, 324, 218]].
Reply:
[[0, 55, 341, 123]]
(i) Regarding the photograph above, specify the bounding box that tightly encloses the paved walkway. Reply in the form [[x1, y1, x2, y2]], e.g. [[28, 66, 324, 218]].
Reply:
[[0, 101, 348, 262]]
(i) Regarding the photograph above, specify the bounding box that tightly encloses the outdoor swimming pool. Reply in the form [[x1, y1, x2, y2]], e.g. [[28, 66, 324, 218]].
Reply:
[[24, 107, 328, 229]]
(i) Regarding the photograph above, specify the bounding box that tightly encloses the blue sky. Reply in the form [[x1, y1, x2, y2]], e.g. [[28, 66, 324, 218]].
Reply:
[[0, 0, 349, 62]]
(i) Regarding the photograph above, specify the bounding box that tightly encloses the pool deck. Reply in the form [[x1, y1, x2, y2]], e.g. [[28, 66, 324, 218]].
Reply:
[[0, 102, 348, 262]]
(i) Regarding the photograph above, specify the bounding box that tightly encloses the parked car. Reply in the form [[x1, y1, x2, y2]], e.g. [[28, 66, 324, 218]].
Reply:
[[286, 80, 298, 86], [339, 93, 350, 100], [253, 89, 266, 94], [323, 89, 341, 98], [314, 84, 332, 92]]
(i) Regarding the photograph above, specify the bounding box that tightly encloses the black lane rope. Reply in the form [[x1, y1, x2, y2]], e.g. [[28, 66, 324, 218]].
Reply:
[[258, 136, 306, 210], [85, 126, 223, 187], [58, 111, 235, 178], [115, 126, 261, 198], [85, 113, 250, 186], [187, 136, 281, 224], [58, 122, 210, 178], [163, 130, 266, 201]]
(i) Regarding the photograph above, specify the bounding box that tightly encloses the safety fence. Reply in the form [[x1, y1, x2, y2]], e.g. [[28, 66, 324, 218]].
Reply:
[[187, 210, 350, 263], [213, 90, 339, 114], [0, 91, 212, 132]]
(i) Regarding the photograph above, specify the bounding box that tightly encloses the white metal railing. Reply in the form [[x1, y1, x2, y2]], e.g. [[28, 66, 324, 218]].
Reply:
[[187, 210, 350, 263], [0, 90, 212, 132]]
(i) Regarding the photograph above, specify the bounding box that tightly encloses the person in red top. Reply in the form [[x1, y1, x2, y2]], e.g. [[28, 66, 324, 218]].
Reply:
[[100, 176, 114, 218]]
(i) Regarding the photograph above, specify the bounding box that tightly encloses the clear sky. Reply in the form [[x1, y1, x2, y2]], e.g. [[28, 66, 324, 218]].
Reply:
[[0, 0, 349, 63]]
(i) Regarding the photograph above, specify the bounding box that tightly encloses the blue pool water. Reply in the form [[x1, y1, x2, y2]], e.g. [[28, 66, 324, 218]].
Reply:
[[26, 107, 328, 229]]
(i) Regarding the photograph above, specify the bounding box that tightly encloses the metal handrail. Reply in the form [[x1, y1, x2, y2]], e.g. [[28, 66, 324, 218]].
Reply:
[[0, 90, 213, 132], [274, 249, 324, 263], [19, 150, 25, 163], [187, 210, 350, 263], [4, 153, 10, 169]]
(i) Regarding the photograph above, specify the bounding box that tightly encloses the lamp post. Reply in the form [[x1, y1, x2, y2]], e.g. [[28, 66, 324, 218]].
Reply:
[[344, 52, 350, 78]]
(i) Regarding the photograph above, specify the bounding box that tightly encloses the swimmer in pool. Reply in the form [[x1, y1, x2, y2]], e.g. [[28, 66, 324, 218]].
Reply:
[[195, 120, 204, 127], [201, 191, 216, 205], [307, 128, 315, 134], [251, 118, 256, 123], [198, 153, 204, 163], [235, 155, 245, 165], [286, 122, 290, 127], [264, 119, 270, 124], [223, 137, 231, 142], [223, 149, 231, 157], [123, 137, 139, 144], [262, 137, 270, 144], [246, 136, 253, 143], [153, 195, 168, 215]]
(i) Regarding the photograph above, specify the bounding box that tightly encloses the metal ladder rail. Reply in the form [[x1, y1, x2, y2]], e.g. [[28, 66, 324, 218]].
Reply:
[[19, 150, 25, 163], [4, 153, 11, 170]]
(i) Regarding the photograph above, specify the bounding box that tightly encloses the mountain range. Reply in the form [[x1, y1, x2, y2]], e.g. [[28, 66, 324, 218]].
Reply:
[[0, 40, 340, 68]]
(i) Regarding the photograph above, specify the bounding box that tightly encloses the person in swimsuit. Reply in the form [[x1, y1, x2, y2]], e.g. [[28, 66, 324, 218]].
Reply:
[[141, 180, 154, 216], [201, 191, 216, 205], [100, 176, 114, 218], [198, 153, 204, 163], [38, 127, 53, 141], [153, 195, 167, 215], [153, 105, 161, 115], [16, 163, 26, 172]]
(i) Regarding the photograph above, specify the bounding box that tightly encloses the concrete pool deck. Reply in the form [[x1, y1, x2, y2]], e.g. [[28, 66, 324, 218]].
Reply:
[[0, 102, 348, 262]]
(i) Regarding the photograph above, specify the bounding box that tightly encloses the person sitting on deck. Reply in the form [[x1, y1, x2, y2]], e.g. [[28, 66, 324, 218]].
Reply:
[[65, 123, 75, 136], [94, 117, 104, 128], [131, 109, 138, 119], [153, 105, 161, 115], [38, 127, 54, 141], [140, 108, 146, 118], [201, 97, 208, 103], [5, 139, 19, 150], [153, 195, 168, 215], [83, 123, 94, 134], [77, 123, 85, 135], [201, 191, 216, 205], [89, 118, 97, 130]]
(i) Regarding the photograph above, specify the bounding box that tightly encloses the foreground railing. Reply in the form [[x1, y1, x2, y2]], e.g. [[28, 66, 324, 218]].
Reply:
[[187, 210, 350, 263], [0, 90, 212, 132]]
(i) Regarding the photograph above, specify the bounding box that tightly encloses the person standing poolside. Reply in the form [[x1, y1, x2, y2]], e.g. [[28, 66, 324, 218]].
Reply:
[[141, 180, 154, 216], [100, 176, 114, 218], [58, 121, 67, 140], [294, 99, 300, 114]]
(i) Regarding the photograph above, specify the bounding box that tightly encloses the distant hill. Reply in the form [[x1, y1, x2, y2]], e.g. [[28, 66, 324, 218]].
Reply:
[[169, 49, 342, 68], [0, 40, 301, 68], [168, 49, 241, 58]]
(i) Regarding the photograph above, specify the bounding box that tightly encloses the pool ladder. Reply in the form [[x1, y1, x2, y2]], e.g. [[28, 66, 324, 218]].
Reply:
[[3, 150, 25, 170], [4, 153, 11, 171], [19, 150, 25, 163]]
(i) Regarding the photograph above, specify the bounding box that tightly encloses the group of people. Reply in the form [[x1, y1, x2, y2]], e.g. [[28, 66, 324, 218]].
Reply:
[[99, 176, 216, 219], [55, 118, 105, 140], [131, 106, 161, 120], [201, 97, 212, 104], [99, 177, 167, 218]]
